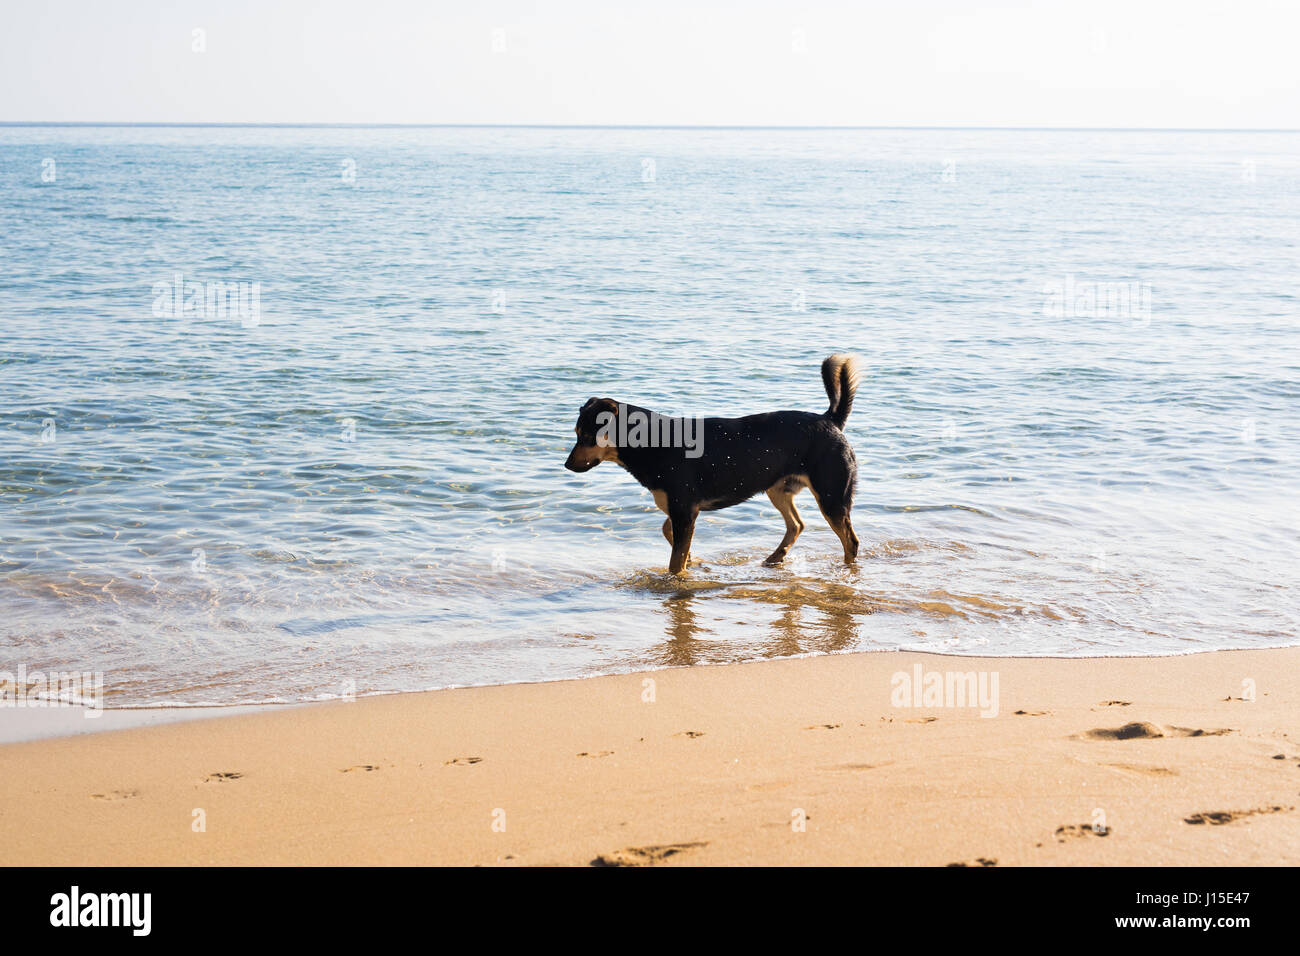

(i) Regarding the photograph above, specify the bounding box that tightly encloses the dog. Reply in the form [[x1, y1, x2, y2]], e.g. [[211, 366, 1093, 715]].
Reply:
[[564, 354, 861, 574]]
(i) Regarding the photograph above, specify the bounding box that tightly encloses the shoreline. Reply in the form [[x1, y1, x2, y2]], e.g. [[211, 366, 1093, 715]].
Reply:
[[0, 701, 294, 746], [4, 646, 1299, 866], [6, 642, 1296, 745]]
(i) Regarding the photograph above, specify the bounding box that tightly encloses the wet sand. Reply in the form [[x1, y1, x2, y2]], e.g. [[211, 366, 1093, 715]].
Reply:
[[3, 647, 1298, 866]]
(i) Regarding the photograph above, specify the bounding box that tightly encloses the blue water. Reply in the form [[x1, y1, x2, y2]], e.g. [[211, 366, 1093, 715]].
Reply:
[[1, 126, 1297, 706]]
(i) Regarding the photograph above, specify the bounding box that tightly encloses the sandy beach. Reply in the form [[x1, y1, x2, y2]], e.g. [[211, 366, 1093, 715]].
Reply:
[[3, 646, 1298, 867]]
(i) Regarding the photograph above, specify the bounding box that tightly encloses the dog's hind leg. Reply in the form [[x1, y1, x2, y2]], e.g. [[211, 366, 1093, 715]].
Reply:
[[809, 480, 860, 565], [815, 500, 859, 563], [763, 483, 805, 566], [814, 500, 859, 563], [836, 512, 860, 563]]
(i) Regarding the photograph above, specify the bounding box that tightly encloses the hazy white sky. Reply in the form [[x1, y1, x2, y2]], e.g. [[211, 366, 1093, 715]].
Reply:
[[1, 0, 1296, 126]]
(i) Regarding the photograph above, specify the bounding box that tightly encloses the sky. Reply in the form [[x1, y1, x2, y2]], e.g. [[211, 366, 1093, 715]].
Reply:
[[0, 0, 1296, 127]]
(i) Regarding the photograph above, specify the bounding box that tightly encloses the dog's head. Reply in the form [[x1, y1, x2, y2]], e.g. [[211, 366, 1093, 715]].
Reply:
[[565, 397, 621, 472]]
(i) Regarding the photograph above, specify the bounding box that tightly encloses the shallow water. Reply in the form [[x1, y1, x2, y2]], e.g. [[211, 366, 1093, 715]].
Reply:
[[1, 125, 1297, 706]]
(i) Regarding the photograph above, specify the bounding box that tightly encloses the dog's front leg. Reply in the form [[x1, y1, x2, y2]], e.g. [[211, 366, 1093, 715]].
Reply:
[[667, 504, 698, 575]]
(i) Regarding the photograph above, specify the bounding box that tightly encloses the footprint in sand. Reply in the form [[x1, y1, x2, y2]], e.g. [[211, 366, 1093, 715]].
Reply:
[[673, 731, 705, 739], [1080, 721, 1232, 741], [339, 765, 381, 773], [1184, 805, 1292, 826], [445, 756, 483, 766], [905, 716, 938, 724], [90, 789, 138, 801], [817, 761, 891, 772], [590, 841, 708, 867], [1014, 710, 1049, 716], [1099, 700, 1131, 707], [804, 723, 841, 730], [204, 772, 243, 782], [577, 751, 614, 758], [1105, 763, 1178, 777], [1054, 823, 1110, 841], [947, 857, 998, 867]]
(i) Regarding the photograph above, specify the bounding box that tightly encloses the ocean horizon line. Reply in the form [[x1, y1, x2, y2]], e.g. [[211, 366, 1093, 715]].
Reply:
[[2, 121, 1298, 133]]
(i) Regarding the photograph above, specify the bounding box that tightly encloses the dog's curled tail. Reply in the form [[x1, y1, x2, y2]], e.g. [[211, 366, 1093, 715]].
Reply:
[[821, 353, 861, 430]]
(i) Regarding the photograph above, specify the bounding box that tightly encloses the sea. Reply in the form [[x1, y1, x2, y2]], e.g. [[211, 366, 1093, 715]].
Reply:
[[1, 124, 1297, 707]]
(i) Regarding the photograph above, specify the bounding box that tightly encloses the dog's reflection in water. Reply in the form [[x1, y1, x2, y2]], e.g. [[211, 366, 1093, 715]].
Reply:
[[657, 584, 859, 668]]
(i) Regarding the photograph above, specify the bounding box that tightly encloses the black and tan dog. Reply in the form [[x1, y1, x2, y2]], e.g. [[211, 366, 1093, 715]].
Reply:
[[565, 354, 861, 574]]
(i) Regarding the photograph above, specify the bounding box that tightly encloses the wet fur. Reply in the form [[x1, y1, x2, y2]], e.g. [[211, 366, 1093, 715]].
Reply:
[[565, 354, 862, 575]]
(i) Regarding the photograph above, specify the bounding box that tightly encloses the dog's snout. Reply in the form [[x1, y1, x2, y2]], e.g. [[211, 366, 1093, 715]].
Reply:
[[565, 446, 592, 472]]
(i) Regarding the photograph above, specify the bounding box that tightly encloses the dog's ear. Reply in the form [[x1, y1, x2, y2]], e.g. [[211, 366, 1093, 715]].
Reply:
[[590, 398, 620, 447]]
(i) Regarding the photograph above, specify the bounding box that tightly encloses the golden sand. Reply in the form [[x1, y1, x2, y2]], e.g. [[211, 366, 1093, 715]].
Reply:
[[3, 647, 1297, 866]]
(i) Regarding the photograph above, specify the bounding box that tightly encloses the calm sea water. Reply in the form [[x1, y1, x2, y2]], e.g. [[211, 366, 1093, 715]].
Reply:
[[1, 126, 1297, 707]]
